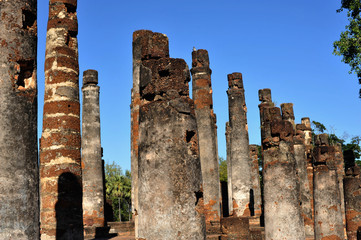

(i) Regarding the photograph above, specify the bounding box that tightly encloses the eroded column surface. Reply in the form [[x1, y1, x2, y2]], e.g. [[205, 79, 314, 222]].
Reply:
[[313, 134, 344, 240], [191, 49, 221, 231], [301, 117, 315, 232], [227, 72, 252, 217], [82, 70, 105, 238], [249, 145, 262, 218], [281, 103, 314, 238], [0, 1, 39, 239], [344, 151, 361, 240], [259, 90, 305, 240], [40, 0, 82, 239], [135, 30, 206, 240], [131, 30, 169, 237], [334, 143, 347, 239], [225, 122, 233, 216]]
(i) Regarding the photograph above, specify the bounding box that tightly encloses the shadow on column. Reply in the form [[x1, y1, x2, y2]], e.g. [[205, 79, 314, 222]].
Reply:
[[56, 172, 83, 240]]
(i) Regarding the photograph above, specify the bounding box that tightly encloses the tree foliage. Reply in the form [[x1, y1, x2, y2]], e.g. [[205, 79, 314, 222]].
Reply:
[[105, 162, 131, 222], [219, 156, 228, 182], [333, 0, 361, 97]]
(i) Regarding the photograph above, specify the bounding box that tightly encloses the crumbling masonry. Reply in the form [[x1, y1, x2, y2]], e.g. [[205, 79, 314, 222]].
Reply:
[[227, 72, 252, 217], [0, 0, 39, 239], [40, 0, 83, 239], [259, 89, 305, 239], [82, 70, 105, 238], [313, 134, 344, 240], [191, 49, 221, 232], [134, 30, 206, 239]]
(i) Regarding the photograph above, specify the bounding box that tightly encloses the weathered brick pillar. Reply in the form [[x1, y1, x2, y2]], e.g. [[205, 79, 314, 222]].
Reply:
[[227, 72, 252, 217], [82, 70, 105, 238], [225, 122, 233, 216], [191, 49, 221, 232], [40, 0, 83, 239], [249, 145, 262, 218], [0, 1, 39, 239], [344, 151, 361, 240], [131, 30, 169, 237], [281, 103, 314, 238], [301, 117, 315, 230], [258, 90, 305, 240], [313, 134, 344, 240], [334, 143, 347, 238], [135, 30, 206, 240]]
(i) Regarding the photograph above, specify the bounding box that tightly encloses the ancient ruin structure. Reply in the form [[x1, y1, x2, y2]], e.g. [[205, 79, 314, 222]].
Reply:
[[313, 134, 344, 240], [344, 150, 361, 240], [225, 122, 233, 215], [191, 49, 221, 232], [0, 0, 39, 239], [227, 72, 252, 217], [40, 0, 83, 238], [281, 103, 314, 238], [249, 145, 262, 218], [258, 90, 305, 239], [82, 70, 105, 238], [134, 30, 206, 239]]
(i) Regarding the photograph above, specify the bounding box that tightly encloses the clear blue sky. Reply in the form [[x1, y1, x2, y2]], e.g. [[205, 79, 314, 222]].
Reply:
[[37, 0, 361, 171]]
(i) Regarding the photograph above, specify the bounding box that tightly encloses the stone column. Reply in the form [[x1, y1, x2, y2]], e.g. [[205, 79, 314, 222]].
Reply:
[[225, 122, 233, 216], [227, 72, 252, 217], [0, 1, 39, 239], [334, 143, 347, 238], [191, 49, 221, 232], [281, 103, 314, 238], [344, 151, 361, 240], [249, 145, 262, 218], [135, 30, 206, 240], [301, 117, 315, 232], [82, 70, 105, 238], [40, 0, 83, 239], [259, 90, 305, 240], [313, 134, 344, 240], [131, 30, 169, 237]]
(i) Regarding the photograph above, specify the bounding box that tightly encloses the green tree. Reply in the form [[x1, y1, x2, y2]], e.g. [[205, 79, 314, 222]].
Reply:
[[105, 162, 131, 222], [333, 0, 361, 97], [219, 156, 227, 182]]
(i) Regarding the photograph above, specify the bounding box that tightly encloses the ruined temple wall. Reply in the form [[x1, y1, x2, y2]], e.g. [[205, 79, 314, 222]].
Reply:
[[191, 49, 221, 228], [82, 70, 105, 238], [313, 134, 344, 240], [227, 72, 252, 217], [259, 90, 305, 240], [40, 0, 83, 238], [135, 30, 206, 240], [0, 0, 39, 239]]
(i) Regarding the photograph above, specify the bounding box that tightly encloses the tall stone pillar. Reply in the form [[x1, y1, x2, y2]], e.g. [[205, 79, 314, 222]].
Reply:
[[249, 145, 262, 218], [82, 70, 105, 238], [40, 0, 83, 239], [313, 134, 344, 240], [131, 30, 169, 237], [0, 1, 39, 239], [301, 117, 315, 231], [281, 103, 314, 238], [227, 72, 252, 217], [191, 49, 221, 232], [225, 122, 233, 216], [135, 30, 206, 240], [344, 151, 361, 240], [258, 90, 305, 240], [334, 143, 347, 238]]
